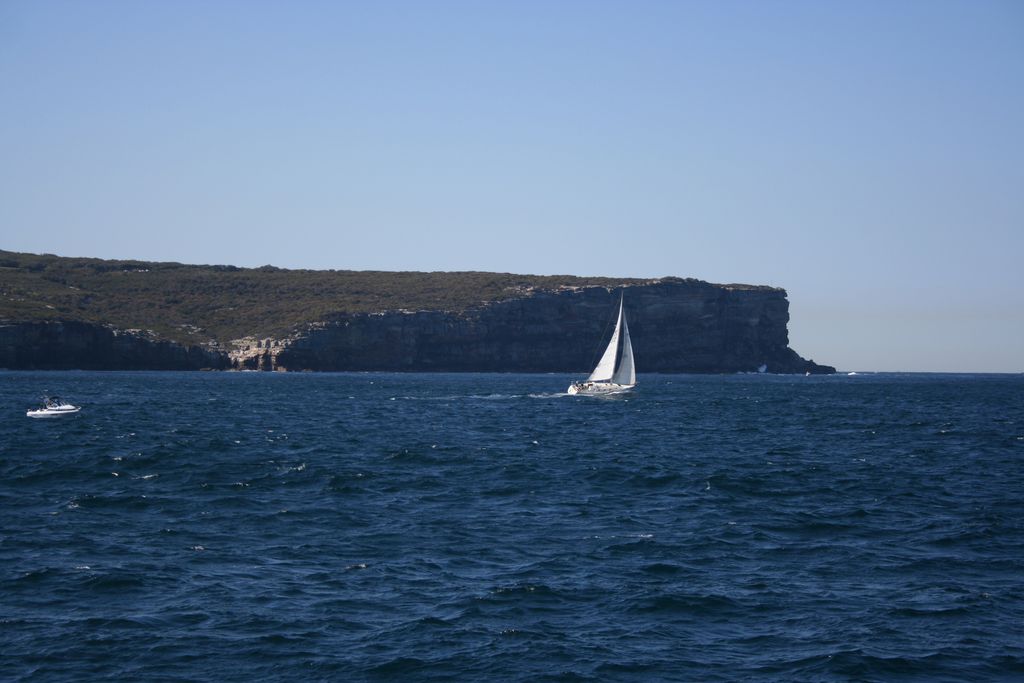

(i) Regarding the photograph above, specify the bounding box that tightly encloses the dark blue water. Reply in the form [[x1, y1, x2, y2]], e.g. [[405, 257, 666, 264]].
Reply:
[[2, 372, 1023, 681]]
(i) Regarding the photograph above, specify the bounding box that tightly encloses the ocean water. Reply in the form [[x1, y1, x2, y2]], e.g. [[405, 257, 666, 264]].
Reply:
[[1, 371, 1022, 682]]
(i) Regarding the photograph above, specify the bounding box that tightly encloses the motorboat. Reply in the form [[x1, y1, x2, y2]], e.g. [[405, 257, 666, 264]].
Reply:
[[26, 396, 81, 418]]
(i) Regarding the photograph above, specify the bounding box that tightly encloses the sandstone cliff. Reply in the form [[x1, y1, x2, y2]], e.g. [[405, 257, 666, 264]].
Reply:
[[0, 250, 833, 373], [271, 280, 832, 374], [0, 321, 229, 371]]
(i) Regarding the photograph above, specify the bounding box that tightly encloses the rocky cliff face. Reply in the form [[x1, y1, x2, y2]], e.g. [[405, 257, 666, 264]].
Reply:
[[0, 321, 230, 371], [0, 281, 832, 374], [273, 281, 833, 374]]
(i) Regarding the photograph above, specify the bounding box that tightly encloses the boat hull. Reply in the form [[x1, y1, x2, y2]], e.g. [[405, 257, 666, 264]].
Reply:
[[567, 381, 634, 396], [26, 406, 80, 418]]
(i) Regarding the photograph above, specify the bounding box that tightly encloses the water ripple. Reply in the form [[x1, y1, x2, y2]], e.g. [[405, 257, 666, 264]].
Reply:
[[2, 371, 1023, 681]]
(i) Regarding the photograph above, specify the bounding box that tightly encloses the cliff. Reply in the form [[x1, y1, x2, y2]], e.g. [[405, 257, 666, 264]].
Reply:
[[0, 321, 229, 371], [270, 280, 830, 374], [0, 251, 833, 373]]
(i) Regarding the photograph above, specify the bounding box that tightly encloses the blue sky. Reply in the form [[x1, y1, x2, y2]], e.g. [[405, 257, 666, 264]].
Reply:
[[1, 1, 1022, 371]]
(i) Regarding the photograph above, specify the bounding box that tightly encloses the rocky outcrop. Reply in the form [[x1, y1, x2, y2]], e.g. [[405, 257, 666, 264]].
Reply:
[[0, 321, 230, 370], [274, 281, 833, 374], [229, 337, 287, 371]]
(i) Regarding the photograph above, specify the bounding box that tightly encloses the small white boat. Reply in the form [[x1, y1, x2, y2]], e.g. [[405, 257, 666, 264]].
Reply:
[[27, 396, 81, 418], [568, 294, 636, 396]]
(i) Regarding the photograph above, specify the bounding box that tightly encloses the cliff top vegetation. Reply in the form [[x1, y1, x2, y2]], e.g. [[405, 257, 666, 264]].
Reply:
[[0, 250, 776, 347]]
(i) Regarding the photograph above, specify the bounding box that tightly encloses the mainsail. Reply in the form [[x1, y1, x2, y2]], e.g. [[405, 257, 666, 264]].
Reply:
[[586, 296, 635, 386], [587, 300, 622, 382], [611, 312, 635, 386]]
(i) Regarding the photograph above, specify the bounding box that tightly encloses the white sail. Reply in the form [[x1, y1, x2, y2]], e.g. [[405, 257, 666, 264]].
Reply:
[[587, 300, 622, 382], [611, 312, 635, 386]]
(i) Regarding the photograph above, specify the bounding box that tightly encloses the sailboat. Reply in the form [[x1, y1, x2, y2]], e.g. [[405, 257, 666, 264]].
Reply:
[[568, 294, 636, 395]]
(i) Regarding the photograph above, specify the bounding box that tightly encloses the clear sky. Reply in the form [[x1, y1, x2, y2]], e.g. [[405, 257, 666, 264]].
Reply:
[[2, 1, 1022, 372]]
